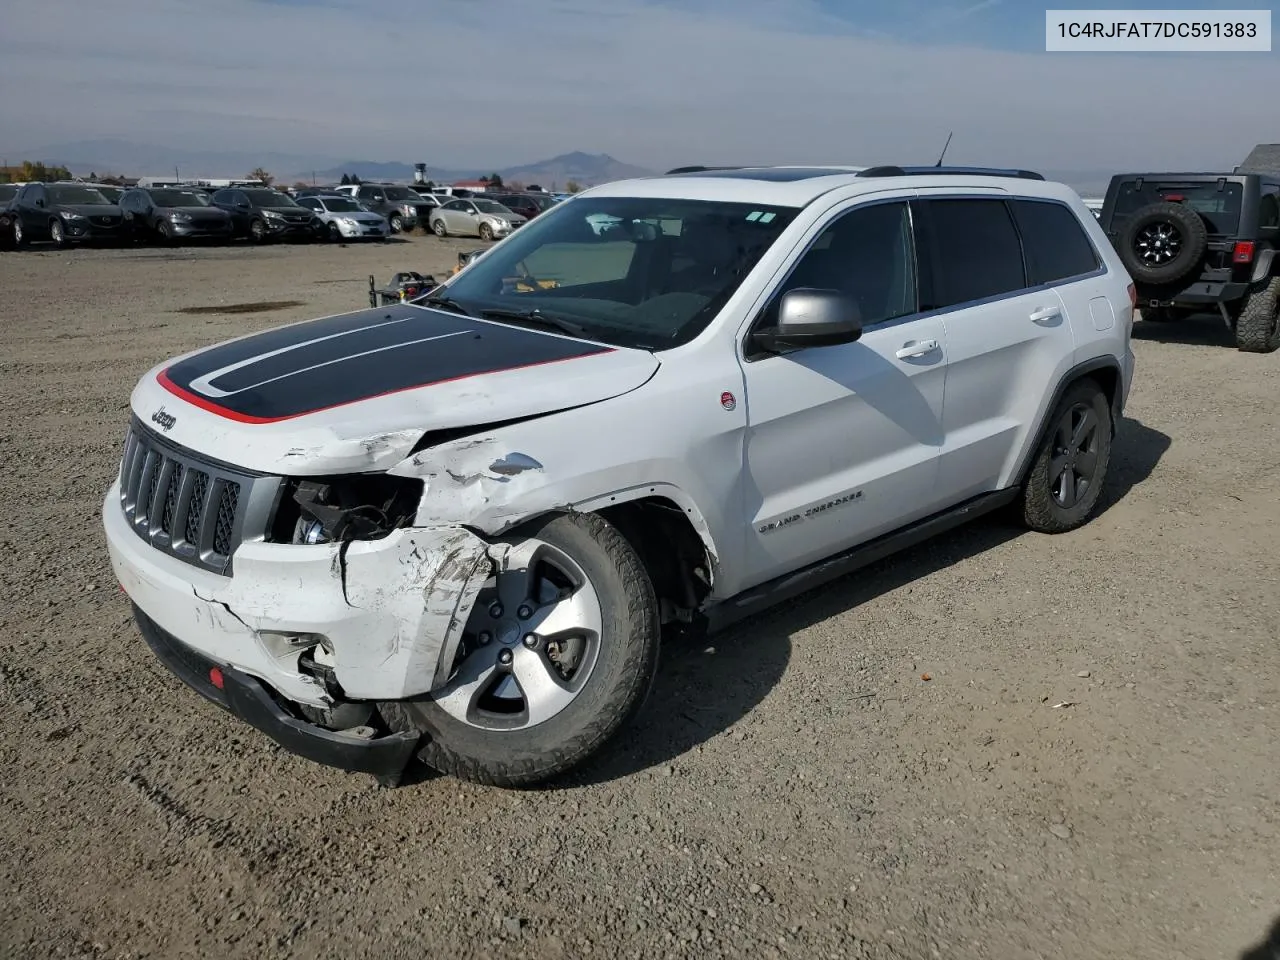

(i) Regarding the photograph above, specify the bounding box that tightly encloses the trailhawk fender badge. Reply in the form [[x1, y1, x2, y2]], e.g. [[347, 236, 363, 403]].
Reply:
[[150, 406, 177, 432]]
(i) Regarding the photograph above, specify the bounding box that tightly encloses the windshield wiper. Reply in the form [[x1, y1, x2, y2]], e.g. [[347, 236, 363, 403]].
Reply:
[[419, 294, 474, 316], [478, 307, 590, 338]]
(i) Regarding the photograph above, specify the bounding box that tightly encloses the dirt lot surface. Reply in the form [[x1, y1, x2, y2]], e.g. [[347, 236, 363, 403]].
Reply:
[[1, 236, 1278, 960]]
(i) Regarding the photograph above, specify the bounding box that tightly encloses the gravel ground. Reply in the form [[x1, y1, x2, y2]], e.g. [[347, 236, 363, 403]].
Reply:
[[1, 236, 1278, 960]]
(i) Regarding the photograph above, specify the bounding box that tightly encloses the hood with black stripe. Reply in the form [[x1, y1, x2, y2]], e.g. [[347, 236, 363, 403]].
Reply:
[[129, 302, 660, 475]]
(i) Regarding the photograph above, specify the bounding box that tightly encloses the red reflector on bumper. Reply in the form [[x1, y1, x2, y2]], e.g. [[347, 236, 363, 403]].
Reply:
[[209, 667, 225, 690]]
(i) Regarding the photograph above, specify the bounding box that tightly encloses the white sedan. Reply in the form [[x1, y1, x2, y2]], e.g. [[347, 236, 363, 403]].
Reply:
[[296, 194, 390, 241]]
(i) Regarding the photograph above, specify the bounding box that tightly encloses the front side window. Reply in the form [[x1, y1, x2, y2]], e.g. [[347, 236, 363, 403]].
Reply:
[[443, 199, 468, 211], [438, 196, 799, 349], [918, 198, 1026, 309], [758, 200, 918, 330]]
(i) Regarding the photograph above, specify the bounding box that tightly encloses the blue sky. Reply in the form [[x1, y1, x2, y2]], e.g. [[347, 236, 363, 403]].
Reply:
[[2, 0, 1275, 176]]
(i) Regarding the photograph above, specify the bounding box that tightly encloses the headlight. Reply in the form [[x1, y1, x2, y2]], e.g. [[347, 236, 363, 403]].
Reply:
[[168, 211, 192, 222], [263, 210, 284, 220], [340, 217, 359, 227], [497, 219, 510, 229], [60, 211, 86, 221], [270, 475, 424, 544], [402, 204, 415, 215]]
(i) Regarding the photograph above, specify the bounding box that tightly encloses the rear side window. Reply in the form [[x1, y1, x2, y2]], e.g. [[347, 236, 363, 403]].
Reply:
[[1010, 199, 1100, 285], [918, 198, 1026, 310]]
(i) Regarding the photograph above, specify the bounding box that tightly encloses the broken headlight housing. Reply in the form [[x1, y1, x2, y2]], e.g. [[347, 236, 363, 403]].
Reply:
[[269, 474, 424, 545]]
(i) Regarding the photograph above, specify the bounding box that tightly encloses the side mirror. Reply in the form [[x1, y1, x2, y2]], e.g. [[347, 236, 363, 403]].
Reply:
[[754, 288, 864, 353]]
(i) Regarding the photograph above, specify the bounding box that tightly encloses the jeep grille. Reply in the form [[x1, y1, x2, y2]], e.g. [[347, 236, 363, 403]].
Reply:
[[117, 420, 280, 576]]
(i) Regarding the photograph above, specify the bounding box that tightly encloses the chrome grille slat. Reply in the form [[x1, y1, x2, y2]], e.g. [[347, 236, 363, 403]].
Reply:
[[114, 420, 279, 577]]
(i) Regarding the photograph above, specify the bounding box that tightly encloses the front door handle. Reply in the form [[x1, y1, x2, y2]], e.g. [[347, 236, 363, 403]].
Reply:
[[896, 339, 939, 359], [1030, 306, 1062, 325]]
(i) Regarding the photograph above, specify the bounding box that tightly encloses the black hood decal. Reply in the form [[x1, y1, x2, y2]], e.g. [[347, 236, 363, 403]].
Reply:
[[160, 304, 612, 423]]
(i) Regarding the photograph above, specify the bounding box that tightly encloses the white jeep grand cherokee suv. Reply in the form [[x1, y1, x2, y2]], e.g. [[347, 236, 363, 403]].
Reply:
[[103, 164, 1137, 788]]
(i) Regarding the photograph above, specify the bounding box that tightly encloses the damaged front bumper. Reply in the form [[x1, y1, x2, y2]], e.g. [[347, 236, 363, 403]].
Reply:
[[103, 480, 495, 769]]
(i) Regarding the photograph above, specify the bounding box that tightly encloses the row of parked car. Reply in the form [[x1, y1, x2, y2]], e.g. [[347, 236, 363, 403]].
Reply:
[[0, 178, 564, 249]]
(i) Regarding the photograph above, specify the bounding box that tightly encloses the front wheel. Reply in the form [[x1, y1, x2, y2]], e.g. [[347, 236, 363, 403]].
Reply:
[[432, 218, 447, 238], [50, 219, 67, 246], [1020, 378, 1113, 534], [380, 512, 660, 787], [12, 219, 25, 247], [388, 213, 403, 233], [478, 222, 494, 242], [249, 218, 267, 243], [327, 221, 343, 242]]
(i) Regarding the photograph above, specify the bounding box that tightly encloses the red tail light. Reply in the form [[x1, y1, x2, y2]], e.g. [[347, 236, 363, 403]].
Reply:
[[209, 667, 225, 690], [1233, 241, 1255, 264]]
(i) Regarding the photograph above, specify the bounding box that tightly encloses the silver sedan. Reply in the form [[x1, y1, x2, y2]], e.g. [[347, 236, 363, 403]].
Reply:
[[296, 194, 391, 241], [429, 197, 527, 241]]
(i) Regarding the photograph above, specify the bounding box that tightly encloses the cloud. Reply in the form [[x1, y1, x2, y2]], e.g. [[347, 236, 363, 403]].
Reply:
[[0, 0, 1275, 174]]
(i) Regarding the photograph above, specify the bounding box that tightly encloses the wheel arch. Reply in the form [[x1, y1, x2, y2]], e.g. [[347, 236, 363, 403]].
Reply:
[[1012, 356, 1124, 488], [496, 486, 720, 622]]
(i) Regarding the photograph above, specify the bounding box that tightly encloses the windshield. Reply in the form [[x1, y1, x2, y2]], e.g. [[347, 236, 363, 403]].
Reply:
[[48, 186, 111, 205], [321, 197, 361, 212], [383, 187, 416, 201], [1113, 179, 1244, 235], [473, 199, 513, 215], [244, 189, 298, 207], [151, 189, 210, 207], [438, 196, 799, 349]]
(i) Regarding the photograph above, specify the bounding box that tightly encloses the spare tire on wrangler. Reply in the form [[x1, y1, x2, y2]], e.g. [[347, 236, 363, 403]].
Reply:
[[1118, 201, 1208, 285]]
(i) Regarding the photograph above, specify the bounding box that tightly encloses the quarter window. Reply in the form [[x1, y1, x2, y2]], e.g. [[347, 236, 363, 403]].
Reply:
[[1010, 199, 1100, 285], [761, 200, 917, 329], [1260, 187, 1280, 230], [918, 198, 1026, 309]]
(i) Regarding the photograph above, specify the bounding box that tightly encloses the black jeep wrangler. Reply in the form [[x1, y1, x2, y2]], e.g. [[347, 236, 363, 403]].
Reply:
[[1098, 172, 1280, 352]]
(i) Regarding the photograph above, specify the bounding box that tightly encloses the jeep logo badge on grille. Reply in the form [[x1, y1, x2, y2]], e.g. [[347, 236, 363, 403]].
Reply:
[[150, 406, 177, 431]]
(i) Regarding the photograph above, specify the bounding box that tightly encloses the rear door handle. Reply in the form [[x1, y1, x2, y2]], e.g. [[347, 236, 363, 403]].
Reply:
[[895, 339, 939, 359], [1030, 306, 1062, 325]]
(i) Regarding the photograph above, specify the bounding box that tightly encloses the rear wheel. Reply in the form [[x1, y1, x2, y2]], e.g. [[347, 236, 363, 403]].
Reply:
[[1234, 276, 1280, 354], [380, 512, 660, 787], [1020, 378, 1113, 534]]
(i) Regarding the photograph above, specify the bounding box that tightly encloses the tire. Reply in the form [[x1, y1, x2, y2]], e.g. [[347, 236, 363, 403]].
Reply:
[[11, 219, 24, 248], [432, 218, 447, 238], [1020, 378, 1113, 534], [156, 220, 174, 244], [389, 213, 403, 233], [1233, 276, 1280, 354], [380, 511, 661, 787], [50, 219, 67, 247], [327, 221, 342, 242], [1118, 201, 1208, 285], [249, 218, 267, 243], [479, 222, 494, 242]]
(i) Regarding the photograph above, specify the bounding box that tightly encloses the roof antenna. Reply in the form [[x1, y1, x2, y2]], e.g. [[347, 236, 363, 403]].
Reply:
[[935, 131, 954, 167]]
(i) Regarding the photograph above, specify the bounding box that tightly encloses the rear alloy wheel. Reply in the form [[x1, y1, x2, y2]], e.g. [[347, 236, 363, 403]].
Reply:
[[380, 512, 660, 787], [479, 222, 494, 242], [1118, 201, 1208, 285], [1234, 276, 1280, 354], [388, 213, 403, 233], [432, 218, 447, 238], [49, 219, 67, 246], [1020, 378, 1113, 534]]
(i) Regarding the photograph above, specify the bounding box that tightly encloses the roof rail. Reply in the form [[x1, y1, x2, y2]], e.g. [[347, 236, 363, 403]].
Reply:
[[664, 165, 745, 175], [857, 165, 1045, 181]]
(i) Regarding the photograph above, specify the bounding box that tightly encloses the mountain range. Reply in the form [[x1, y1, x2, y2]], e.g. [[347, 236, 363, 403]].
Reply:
[[5, 139, 656, 188]]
